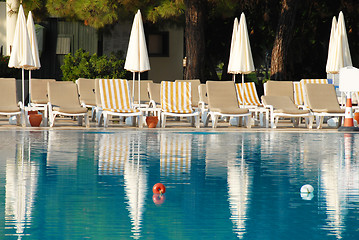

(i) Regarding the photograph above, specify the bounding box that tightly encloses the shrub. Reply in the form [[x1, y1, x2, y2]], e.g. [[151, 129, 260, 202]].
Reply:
[[61, 49, 130, 82], [0, 55, 21, 79]]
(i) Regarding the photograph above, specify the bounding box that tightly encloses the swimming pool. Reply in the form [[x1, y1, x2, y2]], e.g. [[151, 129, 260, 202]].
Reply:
[[1, 130, 358, 239]]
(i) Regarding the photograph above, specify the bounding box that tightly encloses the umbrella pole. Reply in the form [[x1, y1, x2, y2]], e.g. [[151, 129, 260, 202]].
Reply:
[[132, 72, 135, 105], [241, 74, 244, 107], [232, 74, 235, 83], [138, 72, 141, 108], [22, 68, 25, 104], [29, 70, 31, 106]]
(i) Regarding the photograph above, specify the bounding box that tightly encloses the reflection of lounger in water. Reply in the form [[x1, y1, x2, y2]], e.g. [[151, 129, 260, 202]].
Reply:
[[98, 134, 133, 175], [160, 133, 192, 182]]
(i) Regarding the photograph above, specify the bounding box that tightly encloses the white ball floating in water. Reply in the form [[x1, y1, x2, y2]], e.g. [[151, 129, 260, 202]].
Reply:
[[300, 184, 314, 193]]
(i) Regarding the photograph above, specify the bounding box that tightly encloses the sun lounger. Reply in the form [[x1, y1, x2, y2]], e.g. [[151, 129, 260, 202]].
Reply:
[[262, 95, 313, 128], [235, 82, 269, 127], [304, 83, 344, 129], [0, 78, 25, 126], [29, 78, 56, 126], [160, 81, 200, 128], [76, 78, 96, 121], [97, 79, 143, 128], [148, 82, 161, 108], [47, 81, 89, 127], [175, 79, 201, 108], [264, 80, 294, 102], [128, 80, 153, 107], [299, 79, 328, 108], [205, 81, 251, 128]]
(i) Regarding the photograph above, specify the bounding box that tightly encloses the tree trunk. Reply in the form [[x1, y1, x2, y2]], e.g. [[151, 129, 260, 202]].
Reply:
[[184, 0, 206, 81], [270, 0, 299, 80]]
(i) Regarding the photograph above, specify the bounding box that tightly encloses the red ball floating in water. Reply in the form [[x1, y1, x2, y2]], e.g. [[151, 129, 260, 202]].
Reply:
[[153, 183, 166, 194]]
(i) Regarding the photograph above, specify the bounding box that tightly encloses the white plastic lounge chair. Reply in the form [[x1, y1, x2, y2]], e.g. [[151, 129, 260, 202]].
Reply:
[[76, 78, 96, 121], [160, 81, 200, 128], [148, 82, 161, 109], [175, 79, 201, 108], [264, 80, 294, 102], [205, 81, 251, 128], [262, 95, 313, 129], [304, 83, 344, 129], [299, 79, 328, 108], [198, 84, 209, 122], [29, 78, 56, 126], [0, 78, 25, 126], [128, 80, 153, 107], [47, 81, 89, 127], [235, 82, 269, 127], [97, 79, 143, 128]]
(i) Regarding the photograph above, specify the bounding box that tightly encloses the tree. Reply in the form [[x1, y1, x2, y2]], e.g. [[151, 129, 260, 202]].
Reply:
[[270, 0, 299, 80], [184, 0, 206, 80], [23, 0, 358, 82]]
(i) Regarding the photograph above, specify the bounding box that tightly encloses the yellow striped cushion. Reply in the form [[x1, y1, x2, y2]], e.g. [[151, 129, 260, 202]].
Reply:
[[293, 82, 304, 105], [161, 81, 193, 113], [235, 82, 261, 106], [99, 79, 138, 113]]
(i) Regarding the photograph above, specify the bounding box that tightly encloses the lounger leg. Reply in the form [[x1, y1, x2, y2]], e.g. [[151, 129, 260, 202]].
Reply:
[[212, 115, 218, 128], [317, 116, 324, 129], [204, 113, 210, 127], [270, 113, 275, 128], [138, 115, 144, 128], [50, 114, 57, 127], [91, 107, 96, 122], [293, 118, 299, 127], [338, 117, 343, 128], [308, 116, 313, 129], [77, 116, 83, 126], [195, 114, 200, 128], [161, 113, 166, 128], [103, 113, 109, 128], [273, 117, 279, 129], [85, 114, 90, 128]]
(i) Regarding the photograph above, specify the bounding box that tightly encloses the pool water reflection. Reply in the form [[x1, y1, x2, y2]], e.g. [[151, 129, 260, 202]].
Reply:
[[1, 130, 359, 239]]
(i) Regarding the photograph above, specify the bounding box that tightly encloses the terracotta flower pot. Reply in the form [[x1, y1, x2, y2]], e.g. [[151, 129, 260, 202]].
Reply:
[[29, 114, 42, 127], [28, 110, 38, 115], [146, 116, 158, 128]]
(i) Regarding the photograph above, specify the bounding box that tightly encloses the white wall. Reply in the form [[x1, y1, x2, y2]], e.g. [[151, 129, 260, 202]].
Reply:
[[103, 23, 184, 83], [148, 27, 184, 82], [6, 0, 19, 55], [0, 2, 7, 55]]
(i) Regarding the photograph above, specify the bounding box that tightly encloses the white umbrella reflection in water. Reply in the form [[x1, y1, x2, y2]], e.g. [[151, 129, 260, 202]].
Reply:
[[5, 133, 38, 239], [320, 133, 359, 239], [124, 133, 147, 239], [227, 137, 250, 239]]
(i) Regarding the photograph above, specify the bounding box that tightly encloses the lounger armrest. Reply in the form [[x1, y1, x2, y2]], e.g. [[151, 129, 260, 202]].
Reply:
[[149, 100, 158, 108], [18, 101, 24, 109], [263, 104, 274, 112]]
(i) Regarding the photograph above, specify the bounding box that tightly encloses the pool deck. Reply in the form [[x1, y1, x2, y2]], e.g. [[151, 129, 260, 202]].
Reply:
[[0, 115, 355, 133]]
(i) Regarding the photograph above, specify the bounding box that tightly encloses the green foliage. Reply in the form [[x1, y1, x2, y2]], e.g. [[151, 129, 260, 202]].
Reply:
[[0, 56, 21, 79], [61, 49, 130, 82]]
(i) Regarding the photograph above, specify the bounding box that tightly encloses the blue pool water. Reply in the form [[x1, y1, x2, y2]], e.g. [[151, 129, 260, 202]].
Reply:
[[1, 130, 359, 239]]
